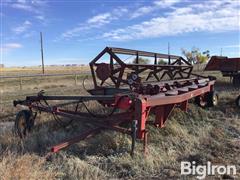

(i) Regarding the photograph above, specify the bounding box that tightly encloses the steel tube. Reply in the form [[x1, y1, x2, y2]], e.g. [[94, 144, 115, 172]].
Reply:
[[26, 95, 115, 101], [51, 127, 102, 152]]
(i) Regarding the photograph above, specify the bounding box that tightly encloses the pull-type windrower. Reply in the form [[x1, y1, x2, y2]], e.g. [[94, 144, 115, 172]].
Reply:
[[14, 47, 218, 156]]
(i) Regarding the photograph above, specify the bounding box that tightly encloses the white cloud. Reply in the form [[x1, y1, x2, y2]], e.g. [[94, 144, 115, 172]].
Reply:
[[153, 0, 181, 8], [11, 3, 37, 13], [61, 7, 128, 39], [59, 0, 239, 41], [130, 0, 180, 18], [10, 0, 47, 14], [12, 20, 32, 34], [87, 13, 111, 25], [17, 0, 27, 3], [35, 15, 45, 21], [102, 1, 240, 41], [1, 43, 23, 53], [61, 13, 113, 39], [131, 6, 155, 19], [8, 0, 49, 27], [169, 7, 192, 15], [4, 43, 22, 49], [113, 7, 128, 15]]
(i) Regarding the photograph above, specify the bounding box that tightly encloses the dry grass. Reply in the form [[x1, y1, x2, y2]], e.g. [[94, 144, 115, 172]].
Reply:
[[0, 66, 90, 76], [0, 153, 57, 180], [0, 99, 239, 179]]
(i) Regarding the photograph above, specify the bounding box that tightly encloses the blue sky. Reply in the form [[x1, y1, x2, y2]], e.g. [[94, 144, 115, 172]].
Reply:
[[1, 0, 240, 67]]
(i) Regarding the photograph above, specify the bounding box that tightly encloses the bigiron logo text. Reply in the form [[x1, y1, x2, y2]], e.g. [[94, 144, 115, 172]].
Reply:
[[181, 161, 236, 179]]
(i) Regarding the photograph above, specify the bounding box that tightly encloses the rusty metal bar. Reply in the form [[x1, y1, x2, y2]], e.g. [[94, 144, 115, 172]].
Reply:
[[109, 47, 180, 59], [26, 95, 115, 101], [51, 127, 102, 152]]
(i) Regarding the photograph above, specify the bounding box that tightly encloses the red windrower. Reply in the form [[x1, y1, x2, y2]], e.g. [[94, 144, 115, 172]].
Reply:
[[13, 47, 218, 156]]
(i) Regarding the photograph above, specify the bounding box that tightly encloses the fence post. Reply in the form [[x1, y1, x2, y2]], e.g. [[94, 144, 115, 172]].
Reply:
[[19, 77, 23, 91], [75, 74, 77, 86]]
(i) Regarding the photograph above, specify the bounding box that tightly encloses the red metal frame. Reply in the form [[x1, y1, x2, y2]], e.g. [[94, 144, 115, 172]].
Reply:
[[205, 56, 240, 85], [89, 47, 193, 89], [13, 47, 217, 155]]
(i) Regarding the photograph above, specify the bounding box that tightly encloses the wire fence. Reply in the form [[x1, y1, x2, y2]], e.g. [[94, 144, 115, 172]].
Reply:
[[0, 73, 92, 120], [0, 72, 91, 105], [0, 72, 90, 89]]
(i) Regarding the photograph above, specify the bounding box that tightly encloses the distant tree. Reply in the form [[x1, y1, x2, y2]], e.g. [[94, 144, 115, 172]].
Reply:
[[132, 57, 150, 64], [181, 47, 210, 64], [158, 59, 167, 65]]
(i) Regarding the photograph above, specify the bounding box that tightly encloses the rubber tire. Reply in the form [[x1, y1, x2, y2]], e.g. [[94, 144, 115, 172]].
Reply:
[[195, 95, 207, 108], [15, 110, 32, 138], [206, 91, 218, 107], [232, 74, 240, 86], [235, 95, 240, 107]]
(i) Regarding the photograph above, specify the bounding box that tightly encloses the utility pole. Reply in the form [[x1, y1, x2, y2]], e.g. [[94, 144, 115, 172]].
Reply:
[[220, 48, 223, 56], [40, 32, 45, 74], [168, 42, 170, 64]]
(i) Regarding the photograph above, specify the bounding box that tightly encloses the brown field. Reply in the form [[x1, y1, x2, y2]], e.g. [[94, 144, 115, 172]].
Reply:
[[0, 66, 239, 179], [0, 66, 90, 76]]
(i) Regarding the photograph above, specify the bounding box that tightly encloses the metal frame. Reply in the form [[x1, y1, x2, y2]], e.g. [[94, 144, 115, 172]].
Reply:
[[205, 56, 240, 85], [90, 47, 193, 89], [14, 47, 216, 155]]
